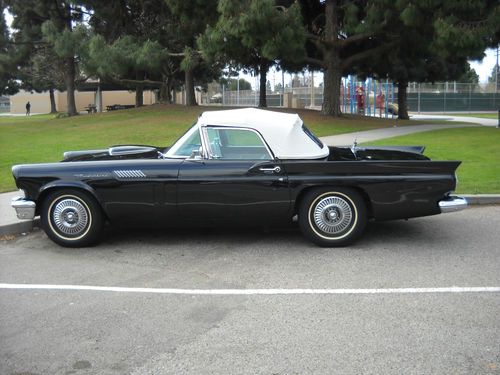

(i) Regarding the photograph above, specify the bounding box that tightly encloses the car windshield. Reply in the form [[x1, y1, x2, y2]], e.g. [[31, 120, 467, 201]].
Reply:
[[164, 124, 201, 158]]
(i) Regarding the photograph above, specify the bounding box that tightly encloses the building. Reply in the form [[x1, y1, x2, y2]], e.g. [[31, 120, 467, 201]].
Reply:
[[9, 89, 157, 115]]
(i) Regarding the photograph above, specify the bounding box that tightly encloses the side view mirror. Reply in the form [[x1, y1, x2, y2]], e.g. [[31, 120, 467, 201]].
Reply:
[[189, 146, 203, 160]]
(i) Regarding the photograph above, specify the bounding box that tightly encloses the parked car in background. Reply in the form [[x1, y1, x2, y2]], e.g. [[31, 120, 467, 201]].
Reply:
[[12, 108, 466, 247]]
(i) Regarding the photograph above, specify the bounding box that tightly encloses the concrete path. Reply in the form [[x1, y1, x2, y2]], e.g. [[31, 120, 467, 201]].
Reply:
[[411, 114, 498, 127], [321, 113, 498, 147], [320, 123, 476, 146]]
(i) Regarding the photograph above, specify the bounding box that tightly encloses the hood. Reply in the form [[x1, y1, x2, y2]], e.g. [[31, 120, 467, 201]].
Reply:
[[62, 145, 165, 162], [328, 145, 429, 161]]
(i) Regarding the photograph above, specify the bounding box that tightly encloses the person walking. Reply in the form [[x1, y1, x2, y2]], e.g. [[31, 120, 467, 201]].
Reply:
[[25, 101, 31, 116]]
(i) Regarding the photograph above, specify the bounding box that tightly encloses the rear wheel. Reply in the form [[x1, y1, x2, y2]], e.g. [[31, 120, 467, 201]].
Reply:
[[41, 189, 103, 247], [298, 187, 367, 247]]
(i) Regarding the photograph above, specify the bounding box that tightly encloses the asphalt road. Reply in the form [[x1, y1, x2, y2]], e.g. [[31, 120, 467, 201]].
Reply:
[[1, 206, 499, 375]]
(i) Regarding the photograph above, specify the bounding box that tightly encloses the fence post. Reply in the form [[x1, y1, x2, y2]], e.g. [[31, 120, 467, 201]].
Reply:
[[417, 83, 421, 114], [468, 84, 472, 113], [443, 82, 446, 113], [385, 81, 389, 118], [237, 76, 240, 106], [281, 70, 285, 107]]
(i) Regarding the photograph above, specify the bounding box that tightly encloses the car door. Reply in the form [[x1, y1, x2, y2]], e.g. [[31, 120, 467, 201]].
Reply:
[[177, 126, 290, 225], [94, 158, 182, 226]]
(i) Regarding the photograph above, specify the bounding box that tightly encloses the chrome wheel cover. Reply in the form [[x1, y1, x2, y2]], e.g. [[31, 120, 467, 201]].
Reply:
[[51, 198, 89, 236], [312, 196, 353, 235]]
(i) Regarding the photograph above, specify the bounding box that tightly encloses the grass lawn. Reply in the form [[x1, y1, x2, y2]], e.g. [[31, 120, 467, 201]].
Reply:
[[364, 127, 500, 194], [0, 104, 473, 192]]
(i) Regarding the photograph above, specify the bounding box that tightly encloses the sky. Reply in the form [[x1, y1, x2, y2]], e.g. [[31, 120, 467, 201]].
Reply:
[[469, 48, 498, 83]]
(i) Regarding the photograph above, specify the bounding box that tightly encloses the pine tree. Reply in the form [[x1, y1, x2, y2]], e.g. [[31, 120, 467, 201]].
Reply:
[[6, 0, 89, 116], [199, 0, 305, 107]]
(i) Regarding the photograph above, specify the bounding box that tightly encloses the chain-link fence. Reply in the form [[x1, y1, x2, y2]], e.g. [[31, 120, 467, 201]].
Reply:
[[201, 80, 499, 116]]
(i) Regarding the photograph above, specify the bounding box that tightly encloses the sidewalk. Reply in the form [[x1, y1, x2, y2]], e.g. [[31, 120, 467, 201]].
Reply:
[[1, 117, 499, 237], [411, 114, 498, 127], [0, 191, 39, 236], [320, 123, 475, 147]]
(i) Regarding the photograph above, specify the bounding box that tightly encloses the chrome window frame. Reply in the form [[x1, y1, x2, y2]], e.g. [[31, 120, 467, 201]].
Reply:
[[200, 125, 275, 160]]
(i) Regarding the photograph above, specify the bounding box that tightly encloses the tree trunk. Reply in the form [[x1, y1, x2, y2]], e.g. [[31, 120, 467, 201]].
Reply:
[[159, 83, 168, 103], [135, 71, 144, 107], [65, 56, 77, 116], [135, 85, 144, 107], [322, 55, 342, 116], [397, 80, 409, 119], [49, 88, 57, 113], [158, 76, 173, 103], [258, 62, 268, 108], [166, 76, 173, 103], [321, 0, 342, 116], [185, 69, 197, 106]]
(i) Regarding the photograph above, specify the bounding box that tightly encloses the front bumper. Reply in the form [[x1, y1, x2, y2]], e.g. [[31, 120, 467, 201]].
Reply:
[[439, 196, 468, 213], [11, 196, 36, 220]]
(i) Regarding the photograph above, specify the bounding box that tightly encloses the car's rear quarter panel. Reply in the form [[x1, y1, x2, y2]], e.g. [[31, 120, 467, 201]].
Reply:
[[283, 160, 460, 220]]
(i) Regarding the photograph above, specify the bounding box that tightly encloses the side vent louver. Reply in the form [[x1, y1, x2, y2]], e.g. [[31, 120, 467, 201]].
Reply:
[[113, 170, 146, 178]]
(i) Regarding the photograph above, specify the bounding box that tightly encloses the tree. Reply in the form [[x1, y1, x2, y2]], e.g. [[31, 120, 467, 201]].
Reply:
[[165, 0, 219, 106], [0, 7, 19, 95], [298, 0, 392, 116], [85, 0, 185, 107], [6, 0, 89, 116], [19, 45, 65, 113], [266, 80, 272, 92], [223, 78, 252, 91], [459, 64, 479, 85], [199, 0, 305, 107], [487, 63, 499, 91], [351, 0, 500, 119]]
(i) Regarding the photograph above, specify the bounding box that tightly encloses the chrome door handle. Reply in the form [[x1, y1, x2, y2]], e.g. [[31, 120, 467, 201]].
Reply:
[[259, 166, 281, 173]]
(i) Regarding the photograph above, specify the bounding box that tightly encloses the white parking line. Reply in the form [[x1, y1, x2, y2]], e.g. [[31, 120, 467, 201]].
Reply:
[[1, 284, 499, 295]]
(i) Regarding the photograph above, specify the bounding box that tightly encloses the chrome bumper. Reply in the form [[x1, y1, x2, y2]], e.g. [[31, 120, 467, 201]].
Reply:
[[11, 196, 36, 220], [439, 196, 468, 213]]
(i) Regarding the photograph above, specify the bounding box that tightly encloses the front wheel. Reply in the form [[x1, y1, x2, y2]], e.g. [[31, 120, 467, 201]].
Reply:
[[298, 187, 367, 247], [41, 189, 103, 247]]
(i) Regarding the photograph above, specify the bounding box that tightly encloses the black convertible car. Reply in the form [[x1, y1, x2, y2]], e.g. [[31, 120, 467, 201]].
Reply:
[[12, 108, 467, 247]]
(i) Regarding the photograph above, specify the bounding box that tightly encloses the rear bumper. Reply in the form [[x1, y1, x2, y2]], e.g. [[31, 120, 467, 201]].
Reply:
[[11, 196, 36, 220], [439, 196, 468, 213]]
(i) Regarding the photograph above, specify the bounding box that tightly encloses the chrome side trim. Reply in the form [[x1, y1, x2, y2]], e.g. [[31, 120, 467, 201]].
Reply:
[[439, 196, 468, 213], [11, 197, 36, 220]]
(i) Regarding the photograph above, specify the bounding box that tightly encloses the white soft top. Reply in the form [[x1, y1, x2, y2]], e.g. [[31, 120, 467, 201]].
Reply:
[[197, 108, 329, 159]]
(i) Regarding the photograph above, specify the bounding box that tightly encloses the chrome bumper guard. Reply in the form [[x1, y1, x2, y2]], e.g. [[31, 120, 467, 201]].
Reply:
[[11, 196, 36, 220], [439, 196, 468, 214]]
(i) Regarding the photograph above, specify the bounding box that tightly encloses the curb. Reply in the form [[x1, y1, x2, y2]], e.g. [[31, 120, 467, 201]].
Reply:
[[1, 195, 499, 238], [461, 194, 500, 205], [0, 218, 40, 237]]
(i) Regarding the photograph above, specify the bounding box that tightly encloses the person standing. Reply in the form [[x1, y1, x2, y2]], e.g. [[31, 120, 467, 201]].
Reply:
[[25, 101, 31, 116]]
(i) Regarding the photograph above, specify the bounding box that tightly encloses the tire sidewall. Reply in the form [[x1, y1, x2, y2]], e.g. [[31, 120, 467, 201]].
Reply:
[[299, 187, 367, 247], [41, 189, 103, 247]]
